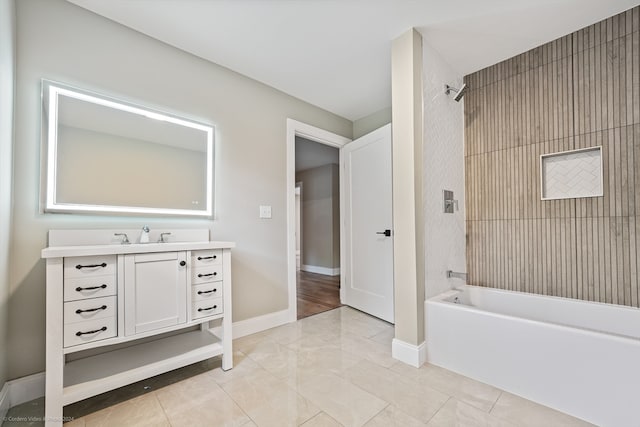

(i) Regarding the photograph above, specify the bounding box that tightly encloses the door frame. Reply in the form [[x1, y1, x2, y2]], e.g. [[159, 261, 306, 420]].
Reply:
[[286, 119, 351, 322], [295, 182, 302, 271]]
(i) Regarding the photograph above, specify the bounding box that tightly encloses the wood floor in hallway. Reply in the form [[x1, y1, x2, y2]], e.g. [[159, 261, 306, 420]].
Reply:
[[296, 270, 341, 320]]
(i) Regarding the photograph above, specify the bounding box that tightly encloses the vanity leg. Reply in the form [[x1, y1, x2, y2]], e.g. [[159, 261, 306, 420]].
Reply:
[[221, 249, 233, 371], [45, 259, 64, 427]]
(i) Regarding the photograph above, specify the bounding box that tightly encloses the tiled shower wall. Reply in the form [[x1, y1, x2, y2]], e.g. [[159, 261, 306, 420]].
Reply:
[[423, 39, 465, 298], [464, 6, 640, 307]]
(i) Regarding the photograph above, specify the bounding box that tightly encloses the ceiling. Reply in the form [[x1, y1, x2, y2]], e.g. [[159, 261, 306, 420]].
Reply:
[[67, 0, 639, 122]]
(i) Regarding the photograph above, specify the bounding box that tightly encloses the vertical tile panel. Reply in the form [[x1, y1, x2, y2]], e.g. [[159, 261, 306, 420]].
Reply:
[[587, 216, 595, 301], [634, 216, 640, 307], [611, 216, 620, 303], [466, 220, 472, 283], [595, 41, 603, 132], [607, 39, 616, 131], [575, 42, 584, 137], [566, 55, 573, 139], [589, 215, 597, 300], [604, 216, 613, 303], [595, 132, 604, 218], [560, 216, 567, 297], [623, 217, 631, 305], [579, 215, 587, 300], [615, 128, 623, 218], [633, 30, 639, 125], [589, 44, 597, 134], [607, 130, 616, 217], [597, 215, 606, 302], [538, 218, 544, 295], [626, 34, 633, 126], [576, 216, 584, 299], [621, 128, 630, 218]]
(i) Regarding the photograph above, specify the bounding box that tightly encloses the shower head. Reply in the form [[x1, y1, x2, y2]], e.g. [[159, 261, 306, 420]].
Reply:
[[445, 83, 468, 102]]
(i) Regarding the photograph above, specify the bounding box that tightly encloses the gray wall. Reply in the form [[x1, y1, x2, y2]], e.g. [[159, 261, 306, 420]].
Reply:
[[9, 0, 351, 379], [352, 107, 392, 139], [296, 164, 340, 271], [295, 136, 338, 172], [0, 0, 15, 388]]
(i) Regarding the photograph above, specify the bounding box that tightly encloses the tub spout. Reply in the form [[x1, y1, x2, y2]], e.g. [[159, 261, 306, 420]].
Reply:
[[447, 270, 467, 281]]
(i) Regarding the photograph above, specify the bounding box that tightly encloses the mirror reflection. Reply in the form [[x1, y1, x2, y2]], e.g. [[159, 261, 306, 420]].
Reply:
[[43, 80, 214, 217]]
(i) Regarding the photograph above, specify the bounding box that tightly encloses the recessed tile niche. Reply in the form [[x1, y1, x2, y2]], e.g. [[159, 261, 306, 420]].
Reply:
[[540, 147, 603, 200]]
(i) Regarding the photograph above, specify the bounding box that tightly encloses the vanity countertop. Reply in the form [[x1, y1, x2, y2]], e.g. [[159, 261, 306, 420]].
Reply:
[[41, 241, 235, 258]]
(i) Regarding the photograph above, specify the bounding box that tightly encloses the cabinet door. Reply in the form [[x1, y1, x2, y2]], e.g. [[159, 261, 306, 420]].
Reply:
[[124, 252, 187, 335]]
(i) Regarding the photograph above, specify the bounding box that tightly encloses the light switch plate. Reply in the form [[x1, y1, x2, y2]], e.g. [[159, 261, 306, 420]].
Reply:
[[259, 205, 272, 219]]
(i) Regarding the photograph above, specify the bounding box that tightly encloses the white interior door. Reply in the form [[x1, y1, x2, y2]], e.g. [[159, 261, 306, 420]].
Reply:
[[343, 124, 393, 323]]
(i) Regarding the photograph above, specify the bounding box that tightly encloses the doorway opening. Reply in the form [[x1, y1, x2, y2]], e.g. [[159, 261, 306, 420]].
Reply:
[[295, 137, 341, 319], [286, 119, 350, 322]]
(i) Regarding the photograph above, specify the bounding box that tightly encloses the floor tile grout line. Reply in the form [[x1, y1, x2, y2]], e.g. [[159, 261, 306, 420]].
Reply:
[[360, 402, 392, 427], [424, 396, 453, 425], [488, 391, 502, 414], [150, 390, 173, 427]]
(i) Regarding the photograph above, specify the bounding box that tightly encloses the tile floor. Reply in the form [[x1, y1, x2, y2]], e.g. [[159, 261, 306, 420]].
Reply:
[[3, 307, 594, 427]]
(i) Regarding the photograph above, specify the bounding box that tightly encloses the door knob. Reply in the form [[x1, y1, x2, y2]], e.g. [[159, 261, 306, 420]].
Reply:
[[179, 261, 186, 267], [376, 229, 392, 237]]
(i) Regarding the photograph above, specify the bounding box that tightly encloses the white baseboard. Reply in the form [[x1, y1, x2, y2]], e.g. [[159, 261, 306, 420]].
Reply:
[[301, 265, 340, 276], [392, 338, 427, 368], [232, 309, 292, 339], [1, 372, 46, 410], [0, 382, 9, 421]]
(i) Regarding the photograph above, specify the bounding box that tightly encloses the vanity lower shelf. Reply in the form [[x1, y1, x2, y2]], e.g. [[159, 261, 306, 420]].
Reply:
[[63, 328, 222, 405]]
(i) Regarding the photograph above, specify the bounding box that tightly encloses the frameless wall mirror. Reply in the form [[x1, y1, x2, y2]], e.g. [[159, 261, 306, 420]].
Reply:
[[42, 80, 214, 217]]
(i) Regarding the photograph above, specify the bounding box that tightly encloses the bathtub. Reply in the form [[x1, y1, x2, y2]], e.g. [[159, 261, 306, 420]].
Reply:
[[426, 285, 640, 427]]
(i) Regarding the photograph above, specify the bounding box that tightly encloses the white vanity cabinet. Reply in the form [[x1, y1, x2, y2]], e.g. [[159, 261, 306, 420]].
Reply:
[[42, 230, 234, 427]]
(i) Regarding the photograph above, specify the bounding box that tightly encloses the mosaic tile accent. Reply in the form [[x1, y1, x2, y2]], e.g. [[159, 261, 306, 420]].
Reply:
[[541, 147, 602, 200]]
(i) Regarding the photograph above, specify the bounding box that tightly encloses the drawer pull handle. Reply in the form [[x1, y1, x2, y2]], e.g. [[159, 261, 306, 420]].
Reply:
[[75, 326, 107, 336], [198, 305, 218, 312], [197, 255, 217, 260], [75, 263, 107, 270], [75, 284, 107, 292], [198, 272, 217, 278], [75, 305, 107, 314], [197, 289, 217, 295]]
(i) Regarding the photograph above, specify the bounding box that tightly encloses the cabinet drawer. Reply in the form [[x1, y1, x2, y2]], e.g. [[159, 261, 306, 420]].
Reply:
[[191, 266, 222, 285], [192, 298, 223, 320], [192, 250, 222, 267], [64, 316, 116, 347], [64, 296, 116, 325], [64, 255, 116, 279], [64, 275, 116, 302], [192, 283, 222, 302]]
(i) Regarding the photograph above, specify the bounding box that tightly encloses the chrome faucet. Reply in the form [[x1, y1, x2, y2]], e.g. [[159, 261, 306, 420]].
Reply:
[[139, 225, 150, 243], [158, 232, 172, 243], [114, 233, 130, 244]]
